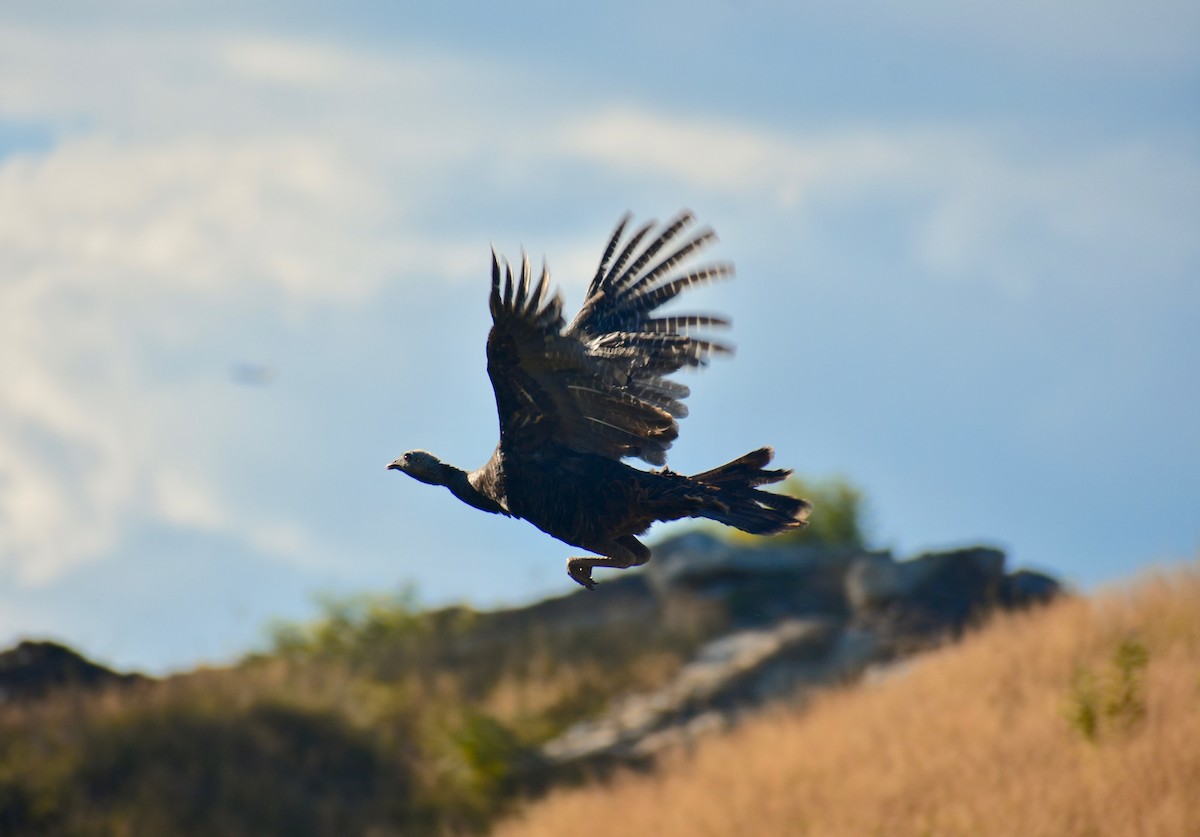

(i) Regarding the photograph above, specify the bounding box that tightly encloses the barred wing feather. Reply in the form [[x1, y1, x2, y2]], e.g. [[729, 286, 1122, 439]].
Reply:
[[486, 212, 732, 466]]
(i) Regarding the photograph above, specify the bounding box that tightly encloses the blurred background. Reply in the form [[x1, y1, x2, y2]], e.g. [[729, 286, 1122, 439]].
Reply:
[[1, 0, 1196, 674]]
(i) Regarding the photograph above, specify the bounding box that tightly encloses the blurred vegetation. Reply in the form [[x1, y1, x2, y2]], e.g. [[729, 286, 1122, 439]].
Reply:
[[0, 578, 726, 835], [1067, 634, 1151, 742]]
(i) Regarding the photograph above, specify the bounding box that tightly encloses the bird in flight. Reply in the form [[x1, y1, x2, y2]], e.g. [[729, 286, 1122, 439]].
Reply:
[[388, 211, 811, 589]]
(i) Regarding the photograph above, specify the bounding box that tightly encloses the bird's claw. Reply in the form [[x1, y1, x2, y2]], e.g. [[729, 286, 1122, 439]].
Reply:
[[567, 561, 597, 590]]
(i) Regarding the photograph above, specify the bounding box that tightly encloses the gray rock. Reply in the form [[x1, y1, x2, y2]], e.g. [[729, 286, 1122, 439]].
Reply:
[[646, 531, 868, 594], [1003, 569, 1063, 606], [846, 546, 1010, 637], [645, 531, 879, 625], [543, 617, 878, 768], [847, 547, 1006, 612], [0, 640, 146, 703], [539, 538, 1061, 773]]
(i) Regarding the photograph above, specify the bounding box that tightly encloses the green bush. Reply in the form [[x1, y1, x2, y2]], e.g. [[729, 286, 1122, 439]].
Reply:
[[1066, 634, 1150, 743]]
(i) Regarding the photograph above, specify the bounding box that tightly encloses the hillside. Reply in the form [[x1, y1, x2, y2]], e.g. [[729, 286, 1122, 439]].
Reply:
[[0, 531, 1127, 836], [495, 561, 1200, 837], [0, 532, 1059, 836]]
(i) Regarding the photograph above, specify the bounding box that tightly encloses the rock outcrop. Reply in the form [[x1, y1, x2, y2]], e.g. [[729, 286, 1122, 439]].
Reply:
[[0, 640, 146, 703], [542, 532, 1061, 772]]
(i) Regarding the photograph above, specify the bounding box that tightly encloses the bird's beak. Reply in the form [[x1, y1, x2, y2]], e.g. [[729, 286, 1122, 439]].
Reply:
[[386, 460, 403, 471]]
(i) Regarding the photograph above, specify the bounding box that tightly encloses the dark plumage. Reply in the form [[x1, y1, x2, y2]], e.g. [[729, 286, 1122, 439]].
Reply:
[[388, 211, 811, 589]]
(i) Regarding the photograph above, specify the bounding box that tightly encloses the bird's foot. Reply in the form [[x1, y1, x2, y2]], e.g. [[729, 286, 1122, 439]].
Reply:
[[567, 558, 598, 591]]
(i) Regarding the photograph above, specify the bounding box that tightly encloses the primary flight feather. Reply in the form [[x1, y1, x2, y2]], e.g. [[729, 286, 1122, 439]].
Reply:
[[388, 211, 811, 589]]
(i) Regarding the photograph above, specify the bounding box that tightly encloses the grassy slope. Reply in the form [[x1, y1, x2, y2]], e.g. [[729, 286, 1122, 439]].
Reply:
[[495, 563, 1200, 837], [0, 582, 721, 836]]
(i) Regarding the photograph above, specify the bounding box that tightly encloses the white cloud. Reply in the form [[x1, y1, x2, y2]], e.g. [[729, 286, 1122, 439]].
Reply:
[[0, 129, 386, 583], [558, 111, 1200, 293], [0, 24, 523, 585], [155, 469, 228, 531], [0, 135, 396, 299], [218, 37, 381, 88], [559, 109, 905, 208]]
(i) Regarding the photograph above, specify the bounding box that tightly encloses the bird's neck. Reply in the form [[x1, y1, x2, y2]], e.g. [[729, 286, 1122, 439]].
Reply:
[[440, 463, 505, 515]]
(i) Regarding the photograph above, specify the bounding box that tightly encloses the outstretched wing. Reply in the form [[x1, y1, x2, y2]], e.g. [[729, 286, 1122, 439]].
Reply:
[[486, 211, 732, 465]]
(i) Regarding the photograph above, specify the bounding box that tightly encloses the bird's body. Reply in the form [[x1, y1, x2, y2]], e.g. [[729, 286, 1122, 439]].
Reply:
[[489, 444, 700, 546], [389, 212, 811, 588]]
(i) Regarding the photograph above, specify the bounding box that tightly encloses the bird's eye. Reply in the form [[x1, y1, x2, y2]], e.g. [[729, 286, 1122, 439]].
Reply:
[[403, 453, 412, 462]]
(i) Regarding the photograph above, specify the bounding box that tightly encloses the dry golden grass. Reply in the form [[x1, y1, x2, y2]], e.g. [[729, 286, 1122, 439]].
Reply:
[[495, 562, 1200, 837], [482, 649, 686, 723]]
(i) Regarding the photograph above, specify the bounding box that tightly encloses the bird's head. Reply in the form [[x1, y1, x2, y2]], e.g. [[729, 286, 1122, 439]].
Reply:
[[386, 449, 446, 485]]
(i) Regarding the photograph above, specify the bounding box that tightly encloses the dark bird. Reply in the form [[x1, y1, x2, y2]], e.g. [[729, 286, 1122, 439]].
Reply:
[[387, 211, 811, 589]]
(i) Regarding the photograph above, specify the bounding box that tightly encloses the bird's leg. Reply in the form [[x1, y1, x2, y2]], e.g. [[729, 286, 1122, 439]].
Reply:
[[567, 536, 651, 590]]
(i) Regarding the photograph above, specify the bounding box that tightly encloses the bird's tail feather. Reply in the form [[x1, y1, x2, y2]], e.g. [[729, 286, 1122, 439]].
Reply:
[[690, 447, 811, 535]]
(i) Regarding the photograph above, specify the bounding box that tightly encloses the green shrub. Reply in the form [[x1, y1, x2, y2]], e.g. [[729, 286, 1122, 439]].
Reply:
[[1067, 634, 1150, 743], [1067, 666, 1101, 742], [1105, 635, 1150, 731]]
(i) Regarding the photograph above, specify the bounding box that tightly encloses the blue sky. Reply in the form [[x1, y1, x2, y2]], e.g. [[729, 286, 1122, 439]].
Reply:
[[1, 1, 1197, 673]]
